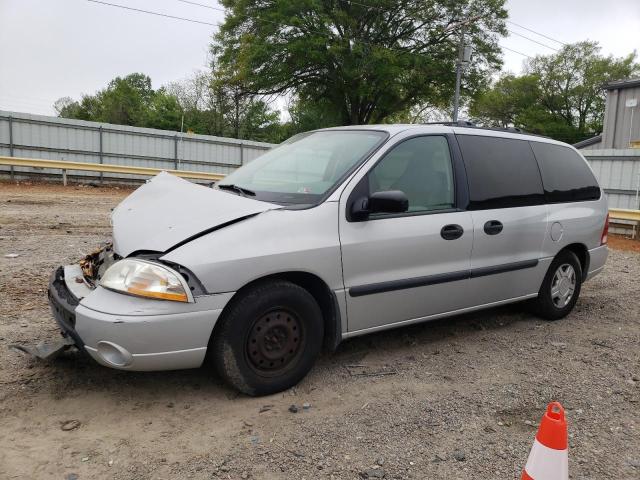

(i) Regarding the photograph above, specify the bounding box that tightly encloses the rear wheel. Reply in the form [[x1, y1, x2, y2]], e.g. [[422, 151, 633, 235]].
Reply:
[[530, 250, 582, 321], [209, 280, 323, 396]]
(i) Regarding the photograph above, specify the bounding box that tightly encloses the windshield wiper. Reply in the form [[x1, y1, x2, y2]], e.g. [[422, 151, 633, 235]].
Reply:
[[217, 184, 256, 197]]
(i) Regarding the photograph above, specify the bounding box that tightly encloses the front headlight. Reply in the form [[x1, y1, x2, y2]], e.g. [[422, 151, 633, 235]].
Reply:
[[100, 259, 192, 303]]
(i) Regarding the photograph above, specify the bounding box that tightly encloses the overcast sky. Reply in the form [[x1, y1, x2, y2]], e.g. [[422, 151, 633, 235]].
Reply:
[[1, 0, 639, 116]]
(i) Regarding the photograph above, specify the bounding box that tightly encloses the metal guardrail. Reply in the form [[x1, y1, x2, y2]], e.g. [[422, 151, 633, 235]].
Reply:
[[2, 155, 640, 223], [609, 208, 640, 222], [0, 155, 226, 184], [609, 208, 640, 239]]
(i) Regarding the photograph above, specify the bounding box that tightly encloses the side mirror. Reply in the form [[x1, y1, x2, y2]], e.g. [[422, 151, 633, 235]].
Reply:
[[351, 190, 409, 220]]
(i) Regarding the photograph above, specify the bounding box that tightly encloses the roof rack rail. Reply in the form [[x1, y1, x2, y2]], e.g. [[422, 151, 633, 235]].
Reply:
[[420, 121, 545, 138], [422, 120, 476, 127]]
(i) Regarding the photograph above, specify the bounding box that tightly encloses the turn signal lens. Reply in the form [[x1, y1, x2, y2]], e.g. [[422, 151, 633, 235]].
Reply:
[[601, 213, 609, 245], [101, 259, 191, 302]]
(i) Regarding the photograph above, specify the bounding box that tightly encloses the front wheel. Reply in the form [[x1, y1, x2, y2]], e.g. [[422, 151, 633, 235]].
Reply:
[[530, 250, 582, 321], [209, 280, 324, 396]]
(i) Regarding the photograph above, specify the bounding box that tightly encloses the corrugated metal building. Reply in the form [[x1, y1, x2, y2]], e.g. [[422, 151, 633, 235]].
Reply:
[[576, 78, 640, 212], [575, 78, 640, 150]]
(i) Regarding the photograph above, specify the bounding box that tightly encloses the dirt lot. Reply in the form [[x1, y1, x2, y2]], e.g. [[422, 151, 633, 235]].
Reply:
[[0, 181, 639, 480]]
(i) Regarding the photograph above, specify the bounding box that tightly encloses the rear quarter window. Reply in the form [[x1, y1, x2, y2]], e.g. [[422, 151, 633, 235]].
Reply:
[[529, 142, 601, 203], [456, 135, 545, 210]]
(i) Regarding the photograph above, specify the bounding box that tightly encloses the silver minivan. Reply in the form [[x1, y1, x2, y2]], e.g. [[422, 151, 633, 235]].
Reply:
[[48, 124, 609, 395]]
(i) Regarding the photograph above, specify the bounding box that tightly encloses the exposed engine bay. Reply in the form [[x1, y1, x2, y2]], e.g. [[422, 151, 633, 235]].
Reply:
[[79, 243, 119, 286]]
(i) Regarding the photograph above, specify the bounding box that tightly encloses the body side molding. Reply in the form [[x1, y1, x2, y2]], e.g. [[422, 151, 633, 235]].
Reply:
[[348, 259, 540, 297]]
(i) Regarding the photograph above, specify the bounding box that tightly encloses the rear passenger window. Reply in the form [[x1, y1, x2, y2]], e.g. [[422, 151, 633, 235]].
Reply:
[[369, 136, 455, 213], [457, 135, 545, 210], [529, 142, 601, 203]]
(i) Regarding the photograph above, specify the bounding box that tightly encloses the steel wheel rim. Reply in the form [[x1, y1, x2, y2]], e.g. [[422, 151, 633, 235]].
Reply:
[[551, 263, 576, 308], [246, 309, 304, 376]]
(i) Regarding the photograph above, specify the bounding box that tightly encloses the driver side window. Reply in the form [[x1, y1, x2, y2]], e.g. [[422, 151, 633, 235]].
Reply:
[[368, 136, 455, 213]]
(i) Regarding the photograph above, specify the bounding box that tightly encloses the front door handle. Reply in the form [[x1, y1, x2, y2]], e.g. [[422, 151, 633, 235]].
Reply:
[[484, 220, 503, 235], [441, 224, 464, 240]]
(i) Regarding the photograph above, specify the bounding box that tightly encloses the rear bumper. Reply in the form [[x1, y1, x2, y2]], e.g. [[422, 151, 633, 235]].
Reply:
[[585, 244, 608, 281]]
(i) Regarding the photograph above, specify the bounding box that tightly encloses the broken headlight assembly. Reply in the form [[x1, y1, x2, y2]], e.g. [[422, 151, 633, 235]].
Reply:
[[100, 259, 193, 303]]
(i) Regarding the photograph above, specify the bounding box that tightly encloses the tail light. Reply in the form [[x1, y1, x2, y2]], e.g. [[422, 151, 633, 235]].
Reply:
[[601, 213, 609, 245]]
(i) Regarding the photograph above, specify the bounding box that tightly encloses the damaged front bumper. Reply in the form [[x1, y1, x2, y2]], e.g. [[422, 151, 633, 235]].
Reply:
[[12, 265, 90, 361], [46, 242, 116, 349], [48, 265, 89, 349], [42, 256, 235, 372]]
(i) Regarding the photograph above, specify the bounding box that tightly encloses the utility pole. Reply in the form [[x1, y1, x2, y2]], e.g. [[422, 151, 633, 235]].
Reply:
[[452, 25, 473, 122]]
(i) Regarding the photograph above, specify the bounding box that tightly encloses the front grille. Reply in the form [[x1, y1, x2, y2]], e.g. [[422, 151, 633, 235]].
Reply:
[[51, 267, 79, 306], [49, 267, 78, 328], [50, 294, 77, 328]]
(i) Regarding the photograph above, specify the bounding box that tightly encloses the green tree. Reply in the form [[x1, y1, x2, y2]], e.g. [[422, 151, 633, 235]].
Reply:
[[469, 74, 540, 127], [168, 71, 284, 141], [54, 72, 284, 142], [211, 0, 508, 125], [54, 94, 101, 121], [145, 88, 184, 131], [98, 73, 155, 125], [56, 73, 183, 129], [278, 95, 343, 138], [212, 74, 279, 140], [470, 42, 639, 143], [527, 41, 638, 134]]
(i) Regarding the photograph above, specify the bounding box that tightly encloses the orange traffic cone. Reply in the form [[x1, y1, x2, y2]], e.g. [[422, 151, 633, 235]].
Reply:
[[521, 402, 568, 480]]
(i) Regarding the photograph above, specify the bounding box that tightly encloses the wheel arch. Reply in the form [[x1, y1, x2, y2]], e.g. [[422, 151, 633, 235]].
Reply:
[[558, 243, 590, 281], [212, 271, 343, 353]]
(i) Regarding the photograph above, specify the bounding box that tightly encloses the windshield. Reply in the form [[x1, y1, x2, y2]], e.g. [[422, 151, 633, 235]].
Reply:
[[217, 130, 388, 205]]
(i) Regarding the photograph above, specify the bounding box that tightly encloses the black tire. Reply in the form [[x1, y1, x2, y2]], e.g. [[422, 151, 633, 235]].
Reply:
[[209, 280, 324, 396], [530, 250, 583, 321]]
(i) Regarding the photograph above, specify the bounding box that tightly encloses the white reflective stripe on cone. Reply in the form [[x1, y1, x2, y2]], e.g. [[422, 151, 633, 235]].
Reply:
[[523, 439, 568, 480]]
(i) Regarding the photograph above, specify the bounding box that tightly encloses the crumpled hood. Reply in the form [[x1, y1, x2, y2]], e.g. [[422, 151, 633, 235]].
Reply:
[[112, 172, 277, 257]]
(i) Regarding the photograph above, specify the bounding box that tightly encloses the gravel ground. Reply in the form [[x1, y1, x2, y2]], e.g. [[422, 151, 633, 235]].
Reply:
[[0, 181, 639, 480]]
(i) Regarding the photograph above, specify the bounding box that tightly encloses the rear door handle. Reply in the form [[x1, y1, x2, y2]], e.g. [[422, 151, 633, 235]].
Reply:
[[441, 224, 464, 240], [484, 220, 503, 235]]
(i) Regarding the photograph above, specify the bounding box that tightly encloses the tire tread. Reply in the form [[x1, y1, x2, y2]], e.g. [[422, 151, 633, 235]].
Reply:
[[209, 280, 323, 396], [531, 250, 582, 321]]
